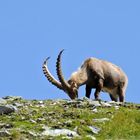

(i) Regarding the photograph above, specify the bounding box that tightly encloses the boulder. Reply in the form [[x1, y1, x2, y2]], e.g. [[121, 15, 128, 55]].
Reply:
[[42, 126, 79, 137], [0, 105, 17, 115]]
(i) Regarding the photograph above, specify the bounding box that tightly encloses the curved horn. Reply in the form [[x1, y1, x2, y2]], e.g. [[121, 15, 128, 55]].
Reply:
[[42, 57, 63, 90], [56, 50, 71, 91]]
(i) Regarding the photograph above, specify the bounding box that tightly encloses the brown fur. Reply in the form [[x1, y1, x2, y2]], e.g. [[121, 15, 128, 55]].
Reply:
[[68, 57, 128, 102], [43, 50, 128, 102]]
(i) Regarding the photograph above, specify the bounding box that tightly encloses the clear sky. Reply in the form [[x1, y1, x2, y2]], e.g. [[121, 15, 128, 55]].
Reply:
[[0, 1, 140, 103]]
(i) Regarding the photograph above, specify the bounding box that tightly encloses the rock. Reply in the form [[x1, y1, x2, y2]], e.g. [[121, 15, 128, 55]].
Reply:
[[13, 102, 23, 107], [36, 118, 45, 123], [52, 99, 66, 105], [0, 105, 17, 115], [100, 101, 112, 107], [29, 119, 37, 123], [0, 123, 13, 129], [108, 101, 123, 106], [63, 100, 85, 108], [3, 96, 22, 101], [114, 106, 120, 110], [86, 135, 96, 140], [3, 96, 22, 102], [48, 111, 56, 116], [61, 136, 72, 139], [63, 120, 72, 127], [65, 100, 81, 105], [93, 118, 110, 123], [89, 100, 101, 107], [88, 126, 101, 134], [73, 126, 78, 132], [0, 129, 10, 137], [28, 131, 38, 137], [0, 98, 7, 105], [82, 97, 91, 101], [42, 126, 79, 137], [35, 100, 45, 108], [38, 100, 44, 104], [92, 108, 98, 113], [36, 104, 45, 108]]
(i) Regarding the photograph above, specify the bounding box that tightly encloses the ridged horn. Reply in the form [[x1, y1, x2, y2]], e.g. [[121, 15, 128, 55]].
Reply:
[[56, 50, 71, 91], [42, 57, 63, 90]]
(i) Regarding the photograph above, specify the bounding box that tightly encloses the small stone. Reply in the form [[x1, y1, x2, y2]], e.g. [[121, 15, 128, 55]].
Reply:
[[0, 123, 13, 129], [63, 120, 72, 127], [92, 108, 98, 113], [83, 97, 90, 101], [40, 104, 45, 107], [107, 101, 116, 104], [108, 101, 123, 106], [100, 102, 112, 107], [36, 118, 45, 123], [48, 111, 55, 115], [28, 131, 38, 137], [89, 101, 101, 107], [38, 100, 44, 104], [73, 126, 78, 132], [13, 102, 23, 107], [21, 116, 25, 120], [36, 103, 45, 108], [30, 119, 36, 123], [0, 129, 10, 137], [86, 135, 96, 140], [0, 98, 7, 105], [66, 100, 81, 105], [88, 126, 101, 134], [42, 126, 79, 137], [93, 118, 110, 123], [80, 120, 86, 125], [61, 136, 72, 139], [114, 106, 120, 110]]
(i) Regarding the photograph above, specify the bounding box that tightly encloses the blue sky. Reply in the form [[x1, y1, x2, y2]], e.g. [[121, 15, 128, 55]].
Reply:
[[0, 1, 140, 103]]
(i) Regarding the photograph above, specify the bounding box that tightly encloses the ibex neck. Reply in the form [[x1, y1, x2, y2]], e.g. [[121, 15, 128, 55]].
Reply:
[[71, 68, 88, 87]]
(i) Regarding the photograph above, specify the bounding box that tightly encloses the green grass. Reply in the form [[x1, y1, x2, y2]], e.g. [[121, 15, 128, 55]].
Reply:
[[0, 98, 140, 140], [97, 107, 140, 140]]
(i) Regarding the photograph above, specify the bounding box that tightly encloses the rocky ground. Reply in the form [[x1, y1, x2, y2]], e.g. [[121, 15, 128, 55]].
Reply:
[[0, 96, 140, 140]]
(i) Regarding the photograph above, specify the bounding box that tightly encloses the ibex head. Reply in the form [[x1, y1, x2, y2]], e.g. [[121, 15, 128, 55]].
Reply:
[[42, 50, 78, 99]]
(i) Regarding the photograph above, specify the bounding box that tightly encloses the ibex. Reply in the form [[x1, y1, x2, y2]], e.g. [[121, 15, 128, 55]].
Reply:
[[42, 50, 128, 102]]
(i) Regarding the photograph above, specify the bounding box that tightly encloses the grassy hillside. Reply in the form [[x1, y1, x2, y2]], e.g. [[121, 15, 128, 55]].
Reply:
[[0, 96, 140, 140]]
